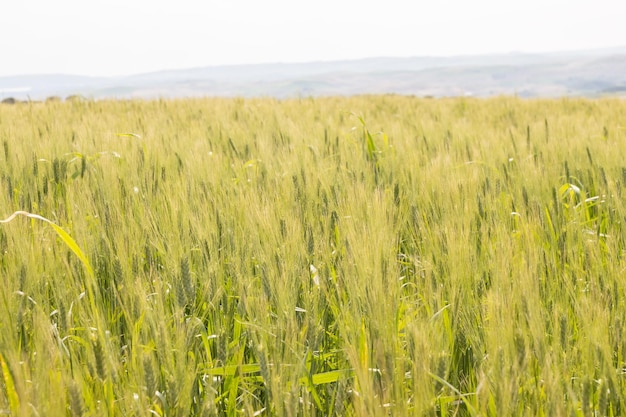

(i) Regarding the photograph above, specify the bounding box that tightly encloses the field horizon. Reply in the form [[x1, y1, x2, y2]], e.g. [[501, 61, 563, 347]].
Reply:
[[2, 45, 626, 100]]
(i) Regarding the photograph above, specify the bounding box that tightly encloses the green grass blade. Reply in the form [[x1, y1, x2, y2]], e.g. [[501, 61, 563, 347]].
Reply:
[[309, 369, 353, 385], [0, 352, 20, 415], [0, 211, 93, 276], [204, 363, 261, 376]]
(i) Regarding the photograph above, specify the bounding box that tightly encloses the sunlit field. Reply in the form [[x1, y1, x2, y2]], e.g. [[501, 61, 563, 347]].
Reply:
[[1, 96, 625, 416]]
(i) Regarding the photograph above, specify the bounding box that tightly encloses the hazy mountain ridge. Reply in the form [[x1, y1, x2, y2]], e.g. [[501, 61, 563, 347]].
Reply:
[[2, 47, 626, 100]]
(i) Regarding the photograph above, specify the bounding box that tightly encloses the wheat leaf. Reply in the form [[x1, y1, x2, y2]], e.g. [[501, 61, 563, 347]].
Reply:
[[0, 352, 20, 414], [0, 211, 93, 276]]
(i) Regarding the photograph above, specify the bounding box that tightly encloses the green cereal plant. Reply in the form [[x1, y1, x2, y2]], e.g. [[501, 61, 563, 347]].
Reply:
[[0, 96, 625, 416]]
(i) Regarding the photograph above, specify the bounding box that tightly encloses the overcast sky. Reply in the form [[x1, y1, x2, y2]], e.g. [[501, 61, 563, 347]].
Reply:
[[1, 0, 625, 77]]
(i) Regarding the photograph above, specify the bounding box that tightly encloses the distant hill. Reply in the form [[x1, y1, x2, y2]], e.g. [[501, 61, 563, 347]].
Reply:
[[2, 47, 626, 101]]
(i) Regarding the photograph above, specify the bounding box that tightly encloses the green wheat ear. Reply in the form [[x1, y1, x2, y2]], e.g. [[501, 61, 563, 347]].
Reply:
[[0, 211, 93, 276]]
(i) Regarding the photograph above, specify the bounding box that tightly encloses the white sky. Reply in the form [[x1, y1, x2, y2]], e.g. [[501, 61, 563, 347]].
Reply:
[[1, 0, 625, 77]]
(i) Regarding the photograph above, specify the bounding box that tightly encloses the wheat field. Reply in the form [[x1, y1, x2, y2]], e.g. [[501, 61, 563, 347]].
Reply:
[[0, 96, 625, 416]]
